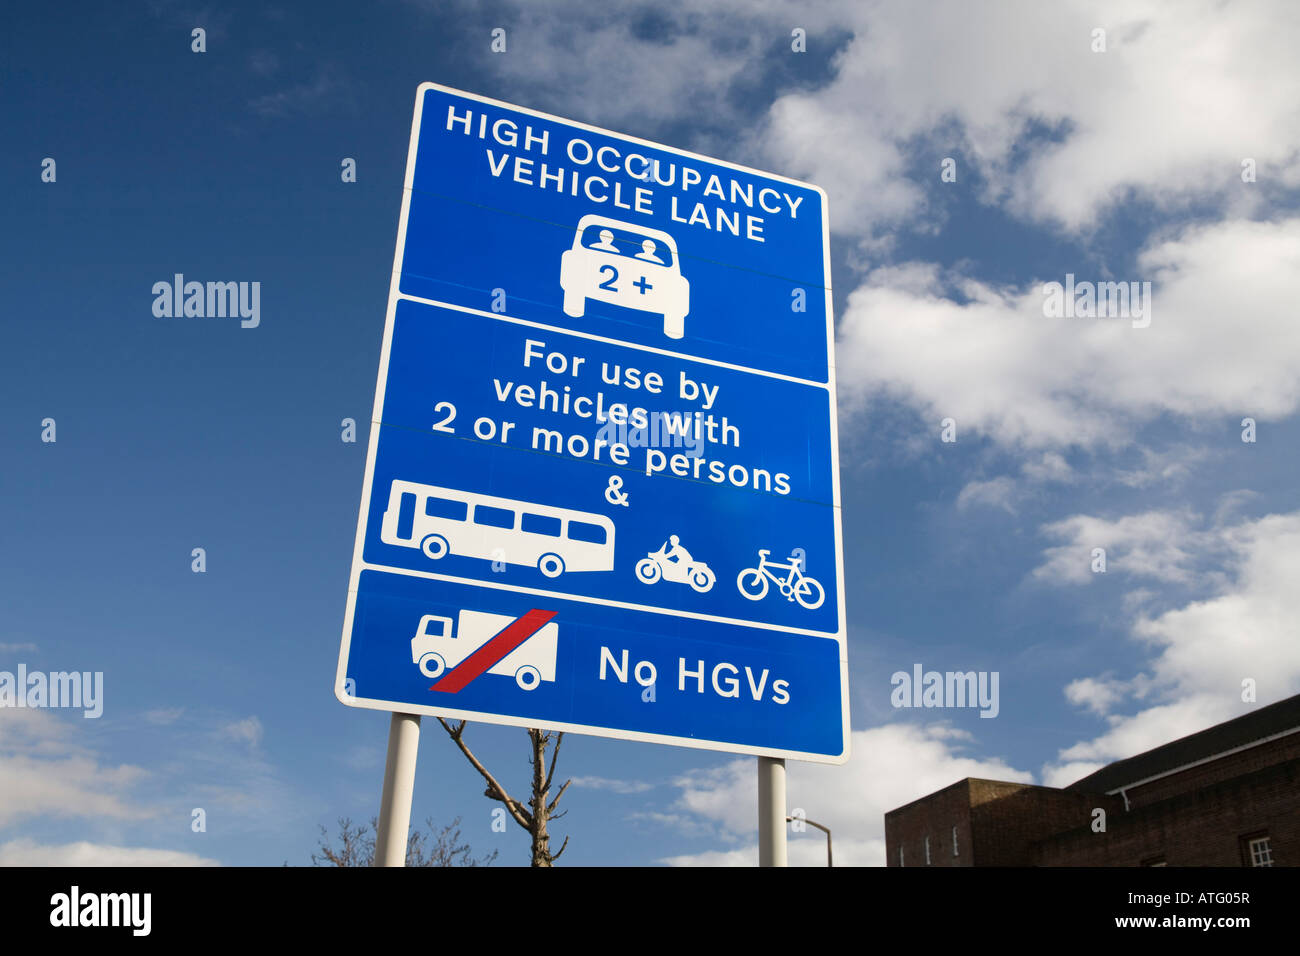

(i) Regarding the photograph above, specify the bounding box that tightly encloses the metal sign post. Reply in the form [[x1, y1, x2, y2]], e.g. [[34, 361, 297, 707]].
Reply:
[[373, 712, 421, 866], [757, 756, 788, 866]]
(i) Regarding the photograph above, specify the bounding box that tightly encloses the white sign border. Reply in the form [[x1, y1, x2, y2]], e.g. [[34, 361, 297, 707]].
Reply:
[[335, 82, 850, 765]]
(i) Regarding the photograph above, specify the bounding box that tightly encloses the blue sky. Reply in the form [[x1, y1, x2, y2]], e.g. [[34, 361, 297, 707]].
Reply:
[[3, 0, 1300, 866]]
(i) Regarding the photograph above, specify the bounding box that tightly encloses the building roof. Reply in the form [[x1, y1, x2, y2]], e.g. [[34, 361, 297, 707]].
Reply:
[[1066, 694, 1300, 794]]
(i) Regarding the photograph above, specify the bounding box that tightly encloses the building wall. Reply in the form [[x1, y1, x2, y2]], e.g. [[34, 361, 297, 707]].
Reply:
[[885, 779, 973, 867], [1035, 757, 1300, 866], [885, 779, 1121, 866], [885, 728, 1300, 867], [968, 782, 1121, 867]]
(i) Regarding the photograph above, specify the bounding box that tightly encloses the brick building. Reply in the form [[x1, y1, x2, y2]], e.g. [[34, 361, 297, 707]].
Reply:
[[885, 694, 1300, 866]]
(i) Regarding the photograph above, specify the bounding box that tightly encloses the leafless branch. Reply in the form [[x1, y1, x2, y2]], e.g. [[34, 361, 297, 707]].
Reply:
[[542, 732, 564, 794], [437, 717, 531, 829], [311, 815, 496, 867], [546, 778, 571, 814]]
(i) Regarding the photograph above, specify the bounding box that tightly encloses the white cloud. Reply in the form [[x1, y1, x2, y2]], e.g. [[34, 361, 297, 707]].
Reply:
[[373, 0, 1300, 858], [1132, 513, 1300, 698], [0, 710, 152, 827], [0, 755, 150, 828], [1063, 676, 1127, 716], [431, 1, 1300, 242], [760, 0, 1300, 235], [1033, 508, 1216, 586], [1045, 510, 1300, 781], [218, 716, 264, 748], [570, 775, 654, 794], [661, 846, 758, 867], [0, 839, 218, 867], [1051, 698, 1234, 782], [656, 509, 1300, 857], [956, 476, 1017, 513], [838, 219, 1300, 449], [662, 722, 1032, 866], [625, 810, 717, 839], [0, 642, 37, 653], [1022, 452, 1073, 483], [411, 3, 1300, 455], [1113, 445, 1210, 489], [1041, 761, 1105, 790]]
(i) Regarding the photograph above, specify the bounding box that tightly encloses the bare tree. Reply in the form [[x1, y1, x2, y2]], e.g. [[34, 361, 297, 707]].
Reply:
[[437, 719, 570, 867], [312, 815, 497, 867]]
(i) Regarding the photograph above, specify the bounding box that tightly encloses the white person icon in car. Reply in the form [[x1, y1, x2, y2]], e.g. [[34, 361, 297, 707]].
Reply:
[[560, 215, 691, 339]]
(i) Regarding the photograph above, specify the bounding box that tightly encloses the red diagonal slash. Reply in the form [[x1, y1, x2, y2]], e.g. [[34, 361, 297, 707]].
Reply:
[[430, 609, 557, 694]]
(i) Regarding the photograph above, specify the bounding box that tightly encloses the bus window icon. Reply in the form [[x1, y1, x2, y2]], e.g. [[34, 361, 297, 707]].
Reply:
[[380, 480, 615, 578], [560, 215, 690, 338]]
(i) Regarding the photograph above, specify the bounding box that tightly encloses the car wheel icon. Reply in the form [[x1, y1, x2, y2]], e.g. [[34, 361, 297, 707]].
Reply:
[[515, 664, 542, 691]]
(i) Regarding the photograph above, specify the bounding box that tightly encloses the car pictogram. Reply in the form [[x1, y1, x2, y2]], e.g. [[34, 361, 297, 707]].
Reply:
[[560, 215, 690, 338]]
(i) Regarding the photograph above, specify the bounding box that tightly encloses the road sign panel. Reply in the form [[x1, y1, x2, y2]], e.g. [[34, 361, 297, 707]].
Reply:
[[337, 83, 848, 762]]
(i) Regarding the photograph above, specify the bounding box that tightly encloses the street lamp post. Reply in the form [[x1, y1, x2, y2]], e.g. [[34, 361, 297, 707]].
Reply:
[[787, 815, 833, 867]]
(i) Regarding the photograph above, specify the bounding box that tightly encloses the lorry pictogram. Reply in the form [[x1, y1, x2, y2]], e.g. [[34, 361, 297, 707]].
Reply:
[[412, 609, 558, 691]]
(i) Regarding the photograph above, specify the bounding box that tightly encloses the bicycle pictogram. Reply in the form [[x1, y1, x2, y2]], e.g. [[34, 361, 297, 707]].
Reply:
[[736, 549, 825, 610]]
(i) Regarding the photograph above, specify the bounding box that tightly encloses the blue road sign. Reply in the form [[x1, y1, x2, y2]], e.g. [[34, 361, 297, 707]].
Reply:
[[336, 83, 848, 762]]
